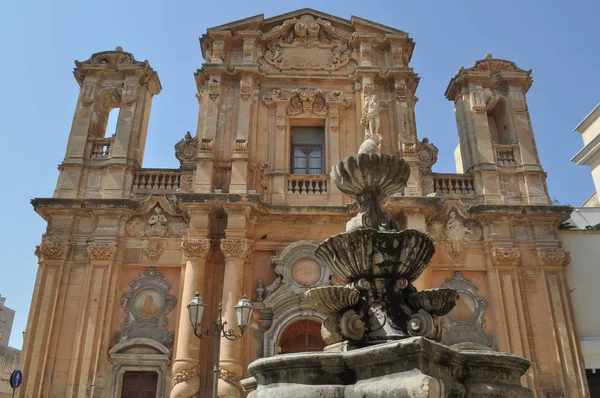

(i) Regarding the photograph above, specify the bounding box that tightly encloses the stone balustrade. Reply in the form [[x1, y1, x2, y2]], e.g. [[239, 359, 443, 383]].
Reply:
[[287, 174, 328, 194], [132, 169, 190, 193], [431, 173, 476, 196], [493, 144, 517, 167], [90, 138, 112, 159]]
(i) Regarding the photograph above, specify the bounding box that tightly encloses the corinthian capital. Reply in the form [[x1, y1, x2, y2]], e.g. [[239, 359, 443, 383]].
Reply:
[[220, 239, 251, 261], [181, 238, 211, 260], [491, 248, 520, 267], [537, 248, 570, 267], [35, 238, 70, 261], [87, 242, 118, 261]]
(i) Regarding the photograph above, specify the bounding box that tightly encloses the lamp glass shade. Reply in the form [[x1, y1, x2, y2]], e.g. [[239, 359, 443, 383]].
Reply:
[[187, 292, 206, 328], [235, 295, 254, 331]]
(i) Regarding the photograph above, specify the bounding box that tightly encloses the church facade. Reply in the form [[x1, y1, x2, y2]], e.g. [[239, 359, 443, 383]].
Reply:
[[20, 9, 589, 398]]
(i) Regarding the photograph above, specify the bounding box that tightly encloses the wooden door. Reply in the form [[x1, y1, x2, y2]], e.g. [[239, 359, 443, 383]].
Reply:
[[122, 371, 158, 398]]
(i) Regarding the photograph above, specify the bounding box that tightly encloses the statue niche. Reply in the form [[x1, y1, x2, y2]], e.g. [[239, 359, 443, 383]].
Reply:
[[260, 14, 355, 71]]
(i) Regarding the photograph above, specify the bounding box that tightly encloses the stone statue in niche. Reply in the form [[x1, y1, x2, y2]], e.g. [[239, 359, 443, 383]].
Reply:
[[361, 94, 382, 147], [126, 203, 187, 238], [146, 206, 168, 237], [115, 267, 177, 348], [427, 204, 483, 263], [444, 211, 476, 242]]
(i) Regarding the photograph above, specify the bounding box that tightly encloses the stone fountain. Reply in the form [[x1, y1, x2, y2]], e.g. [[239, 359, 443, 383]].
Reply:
[[244, 137, 533, 397]]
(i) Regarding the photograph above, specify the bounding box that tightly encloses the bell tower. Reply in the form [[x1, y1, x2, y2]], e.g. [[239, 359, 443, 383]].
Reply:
[[54, 46, 161, 199], [445, 54, 550, 205]]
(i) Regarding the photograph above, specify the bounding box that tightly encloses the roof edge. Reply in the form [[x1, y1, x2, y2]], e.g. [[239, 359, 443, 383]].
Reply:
[[574, 103, 600, 133]]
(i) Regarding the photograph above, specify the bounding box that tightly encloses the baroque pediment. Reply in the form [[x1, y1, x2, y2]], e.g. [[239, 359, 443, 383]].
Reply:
[[260, 14, 355, 71]]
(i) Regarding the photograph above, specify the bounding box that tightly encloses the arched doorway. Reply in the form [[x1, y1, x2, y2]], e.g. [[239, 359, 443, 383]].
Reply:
[[278, 319, 325, 354]]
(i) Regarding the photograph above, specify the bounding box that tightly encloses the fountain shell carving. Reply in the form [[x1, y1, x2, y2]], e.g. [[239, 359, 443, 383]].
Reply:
[[331, 153, 410, 199], [304, 286, 360, 315], [316, 229, 435, 282], [408, 288, 460, 316]]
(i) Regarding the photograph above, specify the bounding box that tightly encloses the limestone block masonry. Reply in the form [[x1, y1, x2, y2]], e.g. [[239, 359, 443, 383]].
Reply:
[[20, 8, 588, 398]]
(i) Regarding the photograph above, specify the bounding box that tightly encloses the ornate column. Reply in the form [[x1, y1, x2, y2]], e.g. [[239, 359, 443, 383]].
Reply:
[[170, 238, 211, 398], [217, 238, 251, 397]]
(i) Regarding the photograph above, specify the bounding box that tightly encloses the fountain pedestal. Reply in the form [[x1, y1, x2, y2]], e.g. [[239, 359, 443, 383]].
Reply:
[[244, 337, 532, 397], [243, 337, 533, 398]]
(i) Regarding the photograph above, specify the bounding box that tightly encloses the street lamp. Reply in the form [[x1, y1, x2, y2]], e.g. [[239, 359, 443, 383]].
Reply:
[[187, 292, 254, 398]]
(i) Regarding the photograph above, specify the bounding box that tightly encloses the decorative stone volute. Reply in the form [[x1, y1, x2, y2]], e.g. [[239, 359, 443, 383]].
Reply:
[[220, 239, 252, 261], [87, 242, 118, 261], [181, 238, 211, 260], [174, 132, 198, 169]]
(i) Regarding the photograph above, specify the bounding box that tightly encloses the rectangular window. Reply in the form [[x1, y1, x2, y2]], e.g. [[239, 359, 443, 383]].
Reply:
[[291, 127, 324, 175]]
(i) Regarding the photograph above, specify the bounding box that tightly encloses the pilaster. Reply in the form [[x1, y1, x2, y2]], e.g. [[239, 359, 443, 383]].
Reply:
[[170, 238, 212, 398]]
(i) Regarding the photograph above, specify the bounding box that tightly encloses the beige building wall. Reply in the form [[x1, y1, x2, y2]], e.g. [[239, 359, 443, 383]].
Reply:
[[18, 8, 589, 398], [572, 103, 600, 207], [0, 346, 20, 398], [561, 230, 600, 370]]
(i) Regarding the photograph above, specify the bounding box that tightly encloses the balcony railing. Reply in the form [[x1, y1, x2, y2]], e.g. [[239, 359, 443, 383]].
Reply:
[[90, 138, 112, 159], [493, 144, 518, 167], [432, 174, 476, 196], [287, 175, 328, 194], [132, 169, 192, 193]]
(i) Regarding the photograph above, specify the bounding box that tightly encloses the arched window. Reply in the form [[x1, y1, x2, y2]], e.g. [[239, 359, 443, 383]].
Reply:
[[487, 98, 511, 145], [105, 108, 119, 138], [278, 319, 325, 354], [90, 88, 122, 138]]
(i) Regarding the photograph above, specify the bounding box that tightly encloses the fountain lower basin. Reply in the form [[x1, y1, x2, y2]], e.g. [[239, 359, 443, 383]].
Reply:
[[243, 337, 533, 398]]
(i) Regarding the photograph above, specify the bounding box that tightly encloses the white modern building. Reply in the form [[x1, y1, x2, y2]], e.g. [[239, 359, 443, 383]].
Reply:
[[562, 103, 600, 395]]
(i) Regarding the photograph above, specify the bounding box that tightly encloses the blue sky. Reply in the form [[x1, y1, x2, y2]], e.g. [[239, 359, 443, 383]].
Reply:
[[1, 0, 599, 349]]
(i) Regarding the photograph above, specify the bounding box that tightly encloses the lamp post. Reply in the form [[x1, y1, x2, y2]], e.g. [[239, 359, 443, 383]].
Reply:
[[187, 292, 254, 398]]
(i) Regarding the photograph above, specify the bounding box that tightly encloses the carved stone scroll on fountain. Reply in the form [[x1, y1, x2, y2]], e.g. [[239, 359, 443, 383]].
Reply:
[[115, 267, 177, 348]]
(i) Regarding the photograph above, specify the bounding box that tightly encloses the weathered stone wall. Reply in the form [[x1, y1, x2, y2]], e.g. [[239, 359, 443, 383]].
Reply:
[[0, 346, 20, 398]]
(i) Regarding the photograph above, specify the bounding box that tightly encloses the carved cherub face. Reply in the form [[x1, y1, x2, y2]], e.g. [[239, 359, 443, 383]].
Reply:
[[154, 207, 163, 215]]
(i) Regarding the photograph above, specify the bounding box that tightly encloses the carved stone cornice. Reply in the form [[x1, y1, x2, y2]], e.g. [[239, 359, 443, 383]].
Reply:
[[181, 238, 211, 260], [87, 242, 118, 261], [35, 238, 70, 261], [537, 248, 570, 267], [491, 248, 520, 267], [220, 239, 251, 261], [218, 368, 242, 391]]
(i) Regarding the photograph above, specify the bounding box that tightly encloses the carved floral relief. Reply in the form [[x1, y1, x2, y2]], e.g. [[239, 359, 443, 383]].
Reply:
[[537, 248, 570, 266], [35, 237, 71, 261], [260, 15, 355, 71], [491, 248, 520, 267], [87, 242, 118, 261]]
